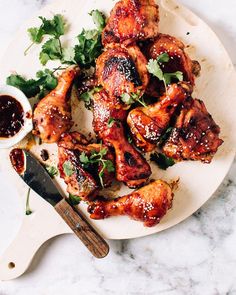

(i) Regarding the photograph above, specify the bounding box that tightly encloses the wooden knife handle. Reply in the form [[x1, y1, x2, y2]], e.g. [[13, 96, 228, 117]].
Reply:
[[55, 198, 109, 258]]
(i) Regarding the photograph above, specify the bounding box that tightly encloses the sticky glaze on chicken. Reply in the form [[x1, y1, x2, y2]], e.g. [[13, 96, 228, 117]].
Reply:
[[144, 33, 201, 98], [127, 82, 193, 152], [96, 44, 149, 98], [102, 0, 159, 46], [58, 132, 115, 200], [93, 90, 151, 188], [88, 180, 173, 227], [162, 97, 223, 163], [33, 66, 79, 143]]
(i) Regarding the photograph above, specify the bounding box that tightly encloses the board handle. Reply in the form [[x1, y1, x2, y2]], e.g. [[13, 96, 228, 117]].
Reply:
[[55, 199, 109, 259]]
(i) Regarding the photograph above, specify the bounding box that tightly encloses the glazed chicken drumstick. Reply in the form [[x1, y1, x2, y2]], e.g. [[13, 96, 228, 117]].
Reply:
[[33, 66, 79, 143], [88, 180, 173, 227], [162, 97, 223, 163], [127, 82, 193, 152], [102, 0, 159, 46], [93, 90, 151, 188], [58, 132, 115, 201]]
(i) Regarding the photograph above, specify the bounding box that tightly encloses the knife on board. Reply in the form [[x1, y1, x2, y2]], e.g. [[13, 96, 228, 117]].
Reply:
[[9, 148, 109, 259]]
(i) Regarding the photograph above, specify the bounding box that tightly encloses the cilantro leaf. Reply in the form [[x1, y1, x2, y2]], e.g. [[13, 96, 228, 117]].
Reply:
[[6, 69, 58, 99], [45, 165, 59, 178], [6, 75, 41, 98], [147, 53, 184, 88], [39, 38, 63, 65], [121, 91, 147, 107], [107, 118, 116, 128], [74, 29, 102, 68], [28, 27, 44, 43], [80, 86, 102, 110], [68, 193, 81, 206], [150, 152, 175, 170], [157, 52, 170, 63], [63, 161, 75, 177], [164, 71, 183, 85], [158, 127, 174, 146], [79, 152, 90, 168], [89, 10, 106, 32], [146, 59, 164, 80]]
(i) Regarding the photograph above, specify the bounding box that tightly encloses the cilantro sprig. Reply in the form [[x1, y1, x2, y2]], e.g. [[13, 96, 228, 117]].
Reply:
[[25, 14, 66, 65], [121, 91, 147, 107], [80, 86, 102, 110], [147, 53, 183, 91], [79, 148, 114, 187], [45, 165, 59, 178], [150, 152, 175, 170], [6, 68, 58, 99]]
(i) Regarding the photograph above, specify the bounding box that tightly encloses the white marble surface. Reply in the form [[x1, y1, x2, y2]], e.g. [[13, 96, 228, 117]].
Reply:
[[0, 0, 236, 294]]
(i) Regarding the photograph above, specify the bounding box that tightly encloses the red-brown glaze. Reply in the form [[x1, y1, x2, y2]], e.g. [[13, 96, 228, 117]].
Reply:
[[9, 148, 25, 175], [96, 44, 149, 98], [88, 180, 173, 227], [163, 97, 224, 163], [58, 132, 115, 200], [93, 90, 151, 188], [33, 66, 79, 143], [102, 0, 159, 46], [127, 82, 193, 152]]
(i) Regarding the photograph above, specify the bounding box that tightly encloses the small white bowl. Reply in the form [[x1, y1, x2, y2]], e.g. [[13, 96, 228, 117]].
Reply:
[[0, 85, 33, 149]]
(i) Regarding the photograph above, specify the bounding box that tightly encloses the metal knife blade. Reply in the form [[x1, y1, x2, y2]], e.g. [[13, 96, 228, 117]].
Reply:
[[20, 149, 62, 206]]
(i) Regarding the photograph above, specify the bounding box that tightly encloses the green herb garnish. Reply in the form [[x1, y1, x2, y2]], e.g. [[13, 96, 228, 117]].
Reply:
[[147, 53, 183, 91], [121, 91, 147, 107], [158, 127, 174, 146], [25, 188, 32, 215], [25, 14, 66, 62], [80, 86, 102, 109], [79, 148, 115, 187], [45, 165, 59, 178], [107, 118, 116, 128], [150, 152, 175, 170], [68, 193, 82, 206], [63, 161, 75, 177], [6, 68, 58, 99]]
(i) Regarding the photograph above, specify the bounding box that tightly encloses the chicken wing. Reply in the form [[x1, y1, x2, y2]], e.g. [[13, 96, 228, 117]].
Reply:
[[162, 97, 223, 163], [93, 90, 151, 188], [127, 82, 193, 152], [88, 180, 173, 227], [102, 0, 159, 46], [33, 66, 79, 143], [58, 132, 115, 201], [144, 33, 200, 98], [96, 44, 149, 98]]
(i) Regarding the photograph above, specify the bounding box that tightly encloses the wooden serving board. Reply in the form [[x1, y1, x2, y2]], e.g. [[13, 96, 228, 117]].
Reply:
[[0, 0, 236, 280]]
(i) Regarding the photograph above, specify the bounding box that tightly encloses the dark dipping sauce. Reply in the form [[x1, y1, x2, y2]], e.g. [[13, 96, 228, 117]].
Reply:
[[0, 95, 24, 138], [9, 148, 25, 175]]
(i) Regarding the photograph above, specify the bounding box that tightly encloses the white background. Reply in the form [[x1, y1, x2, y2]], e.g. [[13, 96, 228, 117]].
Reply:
[[0, 0, 236, 294]]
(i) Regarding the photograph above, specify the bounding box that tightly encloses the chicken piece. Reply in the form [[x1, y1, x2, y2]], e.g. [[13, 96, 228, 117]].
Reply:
[[96, 44, 149, 98], [144, 34, 201, 98], [33, 66, 79, 143], [93, 90, 151, 188], [163, 97, 223, 163], [88, 180, 173, 227], [127, 82, 193, 152], [58, 132, 116, 201], [102, 0, 159, 46]]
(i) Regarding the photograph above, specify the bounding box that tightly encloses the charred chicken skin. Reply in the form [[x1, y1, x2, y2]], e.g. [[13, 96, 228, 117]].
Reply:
[[33, 66, 79, 143], [96, 44, 149, 98], [88, 180, 173, 227], [163, 97, 223, 163], [144, 33, 201, 98], [58, 132, 115, 201], [127, 82, 193, 152], [102, 0, 159, 46], [93, 90, 151, 188]]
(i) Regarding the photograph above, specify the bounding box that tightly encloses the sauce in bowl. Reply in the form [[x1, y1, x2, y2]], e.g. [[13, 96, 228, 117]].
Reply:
[[0, 95, 24, 138]]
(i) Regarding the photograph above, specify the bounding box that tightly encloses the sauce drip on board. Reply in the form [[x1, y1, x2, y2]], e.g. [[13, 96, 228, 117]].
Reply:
[[9, 148, 25, 175], [0, 95, 24, 138]]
